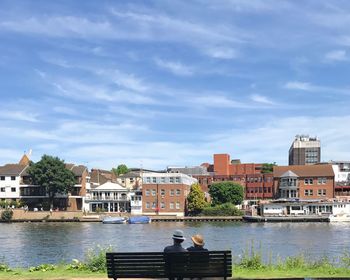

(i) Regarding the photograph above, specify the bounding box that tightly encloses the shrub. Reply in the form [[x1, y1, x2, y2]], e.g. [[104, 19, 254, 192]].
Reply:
[[1, 209, 13, 221], [238, 242, 265, 270], [84, 245, 112, 272], [0, 263, 12, 272], [28, 264, 57, 272], [201, 203, 243, 216], [66, 259, 86, 271]]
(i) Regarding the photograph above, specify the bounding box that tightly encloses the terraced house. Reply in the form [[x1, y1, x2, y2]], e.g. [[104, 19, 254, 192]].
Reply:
[[0, 154, 89, 211]]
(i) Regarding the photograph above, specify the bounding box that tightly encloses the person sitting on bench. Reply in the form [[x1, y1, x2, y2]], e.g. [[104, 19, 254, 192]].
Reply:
[[187, 234, 208, 252]]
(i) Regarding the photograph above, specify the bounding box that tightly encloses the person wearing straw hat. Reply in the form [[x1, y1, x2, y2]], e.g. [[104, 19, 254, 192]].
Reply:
[[187, 234, 208, 252], [164, 229, 187, 253]]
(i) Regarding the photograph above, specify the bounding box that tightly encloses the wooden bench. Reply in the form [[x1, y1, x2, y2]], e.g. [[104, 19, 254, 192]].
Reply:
[[106, 250, 232, 280]]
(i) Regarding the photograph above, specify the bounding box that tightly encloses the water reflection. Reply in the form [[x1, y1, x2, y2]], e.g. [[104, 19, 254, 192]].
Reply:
[[0, 222, 349, 267]]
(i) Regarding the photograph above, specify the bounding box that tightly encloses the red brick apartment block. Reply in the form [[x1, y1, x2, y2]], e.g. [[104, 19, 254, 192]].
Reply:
[[273, 165, 335, 200], [194, 153, 274, 200], [142, 183, 190, 216]]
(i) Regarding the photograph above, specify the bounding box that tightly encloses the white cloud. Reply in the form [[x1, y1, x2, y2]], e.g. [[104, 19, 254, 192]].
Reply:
[[0, 111, 39, 122], [324, 50, 348, 62], [250, 94, 275, 105], [154, 58, 194, 76], [284, 81, 313, 91], [193, 95, 249, 108], [203, 46, 238, 59]]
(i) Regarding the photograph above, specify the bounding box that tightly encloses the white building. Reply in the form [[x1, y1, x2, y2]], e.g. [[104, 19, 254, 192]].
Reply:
[[83, 181, 130, 213]]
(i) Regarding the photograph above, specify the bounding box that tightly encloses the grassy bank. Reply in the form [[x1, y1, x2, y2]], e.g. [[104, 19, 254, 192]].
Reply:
[[0, 245, 349, 279]]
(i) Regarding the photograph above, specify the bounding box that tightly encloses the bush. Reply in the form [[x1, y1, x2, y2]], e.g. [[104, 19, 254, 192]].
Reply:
[[0, 263, 12, 272], [28, 264, 57, 272], [84, 245, 112, 272], [200, 203, 243, 216], [1, 209, 13, 221], [66, 259, 86, 271]]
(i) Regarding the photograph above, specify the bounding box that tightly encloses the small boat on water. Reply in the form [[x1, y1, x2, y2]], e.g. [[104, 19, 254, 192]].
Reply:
[[102, 216, 127, 224], [328, 213, 350, 222], [128, 216, 151, 224]]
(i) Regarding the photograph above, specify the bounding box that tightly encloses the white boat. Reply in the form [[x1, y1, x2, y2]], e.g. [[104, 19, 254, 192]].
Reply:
[[102, 216, 127, 224], [328, 213, 350, 222]]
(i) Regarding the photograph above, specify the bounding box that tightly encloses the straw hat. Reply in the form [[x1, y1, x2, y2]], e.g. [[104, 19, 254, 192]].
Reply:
[[191, 234, 204, 246], [172, 229, 185, 241]]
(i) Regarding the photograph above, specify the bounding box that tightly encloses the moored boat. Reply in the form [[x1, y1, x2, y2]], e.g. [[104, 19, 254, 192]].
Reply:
[[128, 216, 151, 224], [102, 216, 126, 224], [328, 213, 350, 222]]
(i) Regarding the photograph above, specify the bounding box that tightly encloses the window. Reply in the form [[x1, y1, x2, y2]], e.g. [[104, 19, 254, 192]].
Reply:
[[160, 202, 165, 209], [160, 189, 165, 196], [176, 189, 181, 196], [176, 202, 180, 209], [161, 177, 166, 183], [151, 202, 156, 209], [146, 202, 150, 209], [304, 189, 314, 196], [0, 176, 4, 181], [175, 177, 180, 183], [151, 189, 156, 196], [170, 189, 174, 196], [152, 177, 157, 183], [317, 178, 327, 185], [11, 176, 15, 181], [170, 202, 174, 209], [318, 189, 326, 196], [169, 177, 174, 183], [304, 178, 313, 185], [130, 178, 134, 183], [145, 190, 150, 196], [0, 187, 5, 192]]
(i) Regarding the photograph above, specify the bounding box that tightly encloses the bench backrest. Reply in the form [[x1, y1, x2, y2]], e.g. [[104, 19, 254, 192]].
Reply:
[[106, 250, 232, 279]]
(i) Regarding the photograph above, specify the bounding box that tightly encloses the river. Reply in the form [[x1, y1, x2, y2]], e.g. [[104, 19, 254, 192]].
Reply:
[[0, 221, 349, 267]]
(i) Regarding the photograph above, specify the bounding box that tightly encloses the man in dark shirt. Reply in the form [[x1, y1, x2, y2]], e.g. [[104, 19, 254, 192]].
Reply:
[[164, 229, 187, 252]]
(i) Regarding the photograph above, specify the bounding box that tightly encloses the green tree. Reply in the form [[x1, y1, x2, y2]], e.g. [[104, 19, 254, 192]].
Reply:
[[112, 164, 129, 176], [186, 183, 208, 216], [27, 155, 76, 209], [261, 162, 277, 174], [209, 181, 244, 206]]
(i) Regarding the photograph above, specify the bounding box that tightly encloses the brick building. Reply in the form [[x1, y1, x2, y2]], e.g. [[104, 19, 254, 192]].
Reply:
[[273, 164, 334, 200], [193, 154, 274, 200], [141, 172, 197, 216]]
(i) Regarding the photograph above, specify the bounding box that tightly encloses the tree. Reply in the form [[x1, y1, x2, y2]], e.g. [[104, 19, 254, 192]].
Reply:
[[209, 181, 244, 206], [186, 183, 208, 216], [261, 162, 277, 174], [27, 155, 76, 209], [112, 164, 129, 176]]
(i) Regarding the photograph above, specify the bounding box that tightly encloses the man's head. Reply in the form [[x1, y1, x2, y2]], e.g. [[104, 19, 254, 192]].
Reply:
[[172, 229, 185, 244]]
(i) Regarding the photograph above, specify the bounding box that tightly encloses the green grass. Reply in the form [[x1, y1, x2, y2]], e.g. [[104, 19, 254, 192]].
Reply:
[[233, 266, 350, 279], [0, 268, 105, 279]]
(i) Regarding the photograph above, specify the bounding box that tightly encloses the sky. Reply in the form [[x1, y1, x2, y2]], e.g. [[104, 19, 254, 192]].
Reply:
[[1, 0, 350, 170]]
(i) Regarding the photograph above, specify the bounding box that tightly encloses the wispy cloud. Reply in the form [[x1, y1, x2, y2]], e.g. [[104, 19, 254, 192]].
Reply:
[[0, 111, 39, 122], [250, 94, 275, 105], [324, 50, 348, 62], [154, 58, 194, 76], [284, 81, 314, 91]]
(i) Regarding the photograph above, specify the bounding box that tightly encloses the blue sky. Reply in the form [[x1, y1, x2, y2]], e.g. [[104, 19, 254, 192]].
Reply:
[[1, 0, 350, 169]]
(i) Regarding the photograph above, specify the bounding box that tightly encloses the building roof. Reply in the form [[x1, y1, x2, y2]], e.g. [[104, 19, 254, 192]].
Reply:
[[0, 164, 28, 176], [93, 181, 127, 191], [280, 170, 299, 178], [167, 166, 209, 175], [118, 171, 141, 178], [66, 164, 87, 176], [274, 164, 334, 178]]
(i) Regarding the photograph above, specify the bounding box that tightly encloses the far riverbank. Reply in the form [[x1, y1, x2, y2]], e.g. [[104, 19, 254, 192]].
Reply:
[[0, 209, 243, 222]]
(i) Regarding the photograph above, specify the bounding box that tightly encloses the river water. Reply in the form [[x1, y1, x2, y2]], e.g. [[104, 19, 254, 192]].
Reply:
[[0, 221, 349, 267]]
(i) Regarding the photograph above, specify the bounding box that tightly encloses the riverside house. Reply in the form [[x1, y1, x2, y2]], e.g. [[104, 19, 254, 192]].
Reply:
[[0, 153, 89, 211], [273, 164, 335, 200], [141, 172, 197, 216]]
